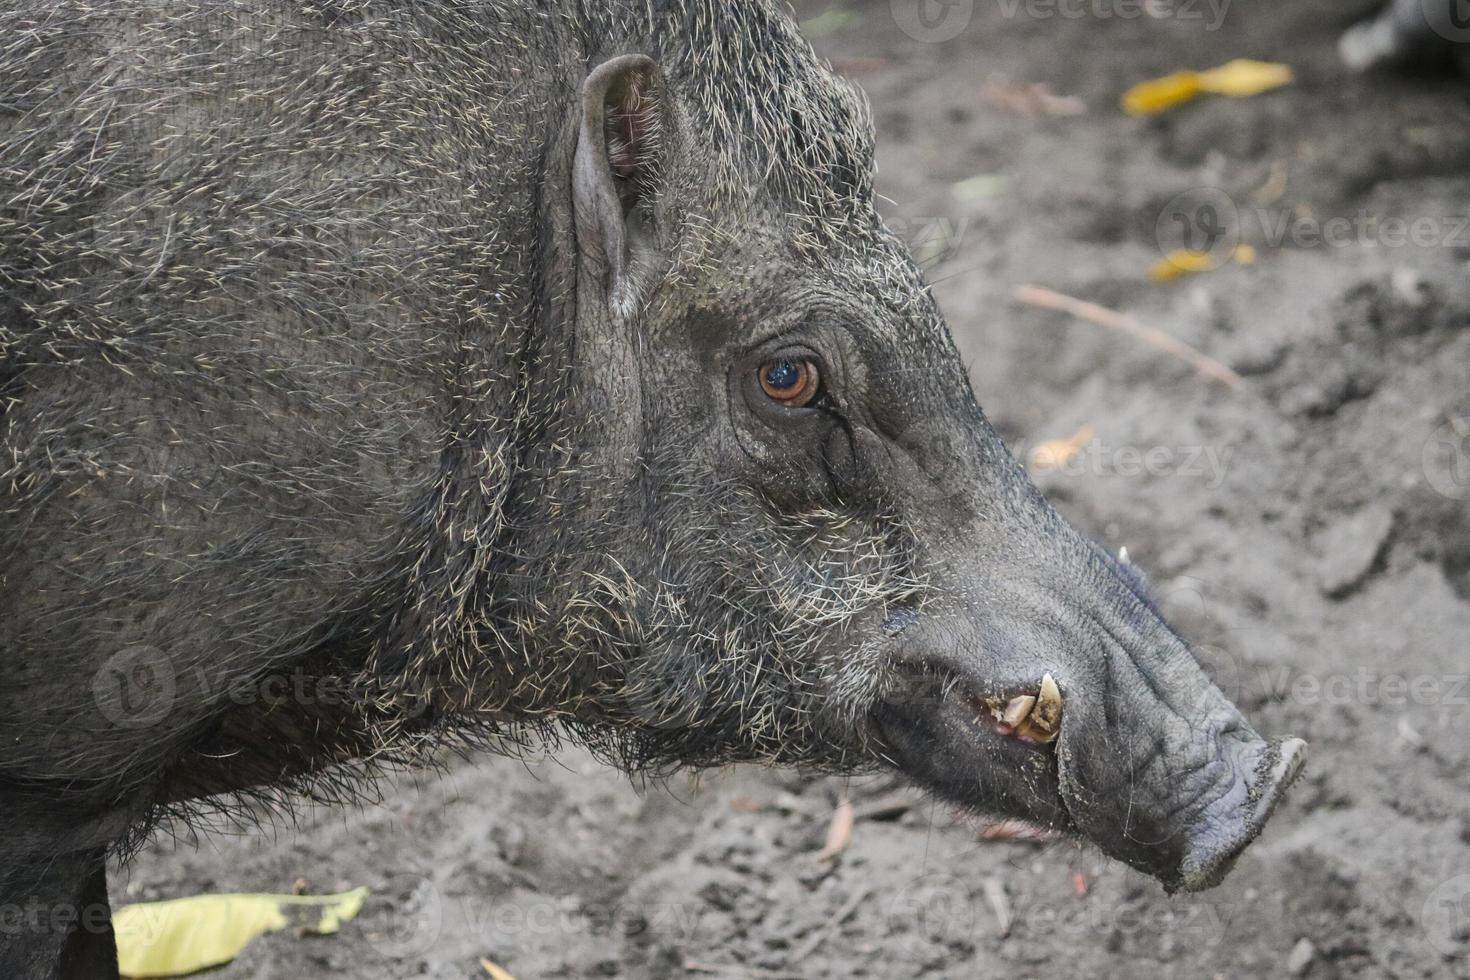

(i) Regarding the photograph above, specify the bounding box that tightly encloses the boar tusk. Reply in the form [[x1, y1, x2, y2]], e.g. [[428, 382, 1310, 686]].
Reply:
[[1001, 694, 1037, 728], [1031, 673, 1063, 735]]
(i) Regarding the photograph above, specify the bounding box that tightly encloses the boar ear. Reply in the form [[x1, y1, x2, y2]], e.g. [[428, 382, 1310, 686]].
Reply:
[[574, 53, 663, 323]]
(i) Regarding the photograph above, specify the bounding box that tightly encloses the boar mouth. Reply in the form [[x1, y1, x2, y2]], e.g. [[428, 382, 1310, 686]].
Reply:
[[872, 648, 1306, 893], [966, 671, 1064, 745], [872, 659, 1074, 834]]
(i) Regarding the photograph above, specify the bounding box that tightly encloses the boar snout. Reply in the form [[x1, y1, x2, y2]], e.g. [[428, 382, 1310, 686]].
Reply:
[[871, 545, 1306, 892], [1052, 619, 1308, 892], [1163, 734, 1307, 893]]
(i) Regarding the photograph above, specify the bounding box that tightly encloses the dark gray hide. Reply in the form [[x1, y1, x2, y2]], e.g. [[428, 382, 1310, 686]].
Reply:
[[0, 2, 1304, 976]]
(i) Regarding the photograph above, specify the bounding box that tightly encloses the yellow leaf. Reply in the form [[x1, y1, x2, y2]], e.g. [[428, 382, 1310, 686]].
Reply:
[[800, 9, 861, 37], [1149, 245, 1257, 282], [951, 173, 1009, 201], [1027, 425, 1095, 471], [1197, 59, 1294, 98], [1121, 71, 1203, 116], [114, 887, 369, 978], [1123, 60, 1292, 116], [481, 958, 518, 980], [1150, 249, 1215, 282]]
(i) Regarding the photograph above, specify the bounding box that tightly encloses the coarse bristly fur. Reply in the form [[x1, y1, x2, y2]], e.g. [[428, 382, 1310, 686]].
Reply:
[[0, 0, 935, 858], [2, 2, 1307, 968]]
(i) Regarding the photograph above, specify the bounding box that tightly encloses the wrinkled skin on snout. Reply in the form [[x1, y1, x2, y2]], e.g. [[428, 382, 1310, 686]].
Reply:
[[0, 4, 1303, 975]]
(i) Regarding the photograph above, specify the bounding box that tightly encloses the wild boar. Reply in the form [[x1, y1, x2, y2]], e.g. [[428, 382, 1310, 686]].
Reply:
[[0, 2, 1305, 976]]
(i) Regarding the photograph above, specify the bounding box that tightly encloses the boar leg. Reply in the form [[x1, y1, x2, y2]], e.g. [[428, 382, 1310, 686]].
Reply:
[[0, 847, 117, 980]]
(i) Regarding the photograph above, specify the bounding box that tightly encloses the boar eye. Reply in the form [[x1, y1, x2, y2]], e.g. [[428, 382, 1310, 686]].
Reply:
[[757, 358, 821, 408]]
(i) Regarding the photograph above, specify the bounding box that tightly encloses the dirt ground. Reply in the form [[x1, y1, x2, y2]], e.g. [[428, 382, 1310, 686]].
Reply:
[[115, 1, 1470, 977]]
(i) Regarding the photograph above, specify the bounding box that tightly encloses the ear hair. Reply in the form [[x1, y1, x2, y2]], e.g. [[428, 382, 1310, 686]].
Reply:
[[603, 66, 661, 194], [573, 54, 663, 323]]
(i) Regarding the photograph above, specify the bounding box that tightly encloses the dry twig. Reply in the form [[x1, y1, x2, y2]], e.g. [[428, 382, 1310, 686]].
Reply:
[[1014, 284, 1243, 388], [813, 798, 855, 862]]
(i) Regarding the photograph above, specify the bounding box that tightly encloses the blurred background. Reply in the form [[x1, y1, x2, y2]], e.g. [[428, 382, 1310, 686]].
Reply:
[[118, 1, 1470, 976]]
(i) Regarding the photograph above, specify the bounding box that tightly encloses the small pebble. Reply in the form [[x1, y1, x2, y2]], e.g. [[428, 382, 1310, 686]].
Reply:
[[1287, 936, 1316, 976], [1316, 504, 1394, 598]]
